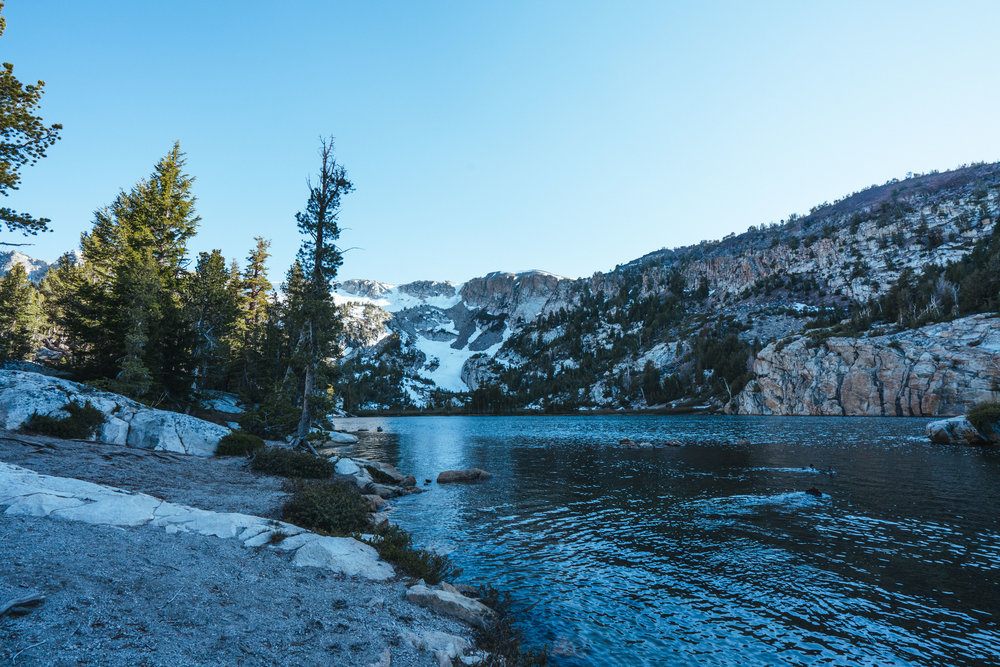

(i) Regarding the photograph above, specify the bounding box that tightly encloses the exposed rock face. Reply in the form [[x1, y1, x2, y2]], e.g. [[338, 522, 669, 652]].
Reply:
[[332, 163, 1000, 412], [734, 314, 1000, 416], [400, 629, 473, 663], [0, 461, 393, 580], [398, 280, 457, 300], [0, 371, 229, 456], [460, 270, 572, 321], [339, 279, 394, 300]]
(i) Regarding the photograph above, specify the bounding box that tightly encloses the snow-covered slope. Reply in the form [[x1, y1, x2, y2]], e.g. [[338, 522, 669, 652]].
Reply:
[[333, 272, 573, 407], [0, 251, 51, 283]]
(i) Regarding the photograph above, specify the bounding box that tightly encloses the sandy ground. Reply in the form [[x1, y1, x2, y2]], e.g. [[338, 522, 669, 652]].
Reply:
[[0, 431, 473, 666]]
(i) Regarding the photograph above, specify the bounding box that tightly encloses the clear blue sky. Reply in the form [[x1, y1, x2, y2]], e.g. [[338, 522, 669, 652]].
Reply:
[[4, 1, 1000, 285]]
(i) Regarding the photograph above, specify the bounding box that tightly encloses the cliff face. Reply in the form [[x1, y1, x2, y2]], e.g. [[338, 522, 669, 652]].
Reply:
[[734, 314, 1000, 416], [338, 279, 394, 300], [459, 270, 573, 321]]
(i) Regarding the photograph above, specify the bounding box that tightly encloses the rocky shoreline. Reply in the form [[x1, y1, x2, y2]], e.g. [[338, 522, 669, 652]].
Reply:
[[0, 426, 500, 665]]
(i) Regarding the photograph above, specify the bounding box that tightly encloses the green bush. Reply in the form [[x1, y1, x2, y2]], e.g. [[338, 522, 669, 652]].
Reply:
[[23, 401, 105, 439], [215, 431, 266, 457], [367, 523, 461, 585], [967, 401, 1000, 435], [250, 447, 335, 479], [281, 480, 371, 535], [238, 393, 300, 439]]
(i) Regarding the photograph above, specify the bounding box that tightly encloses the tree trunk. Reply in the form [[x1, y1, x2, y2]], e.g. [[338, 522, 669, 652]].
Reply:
[[294, 321, 319, 455]]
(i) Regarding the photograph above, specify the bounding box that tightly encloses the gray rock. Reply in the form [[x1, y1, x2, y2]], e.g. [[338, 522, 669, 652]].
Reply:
[[405, 584, 495, 628], [325, 432, 359, 444], [335, 458, 363, 476], [0, 370, 228, 456], [366, 482, 401, 499], [437, 469, 492, 484], [367, 461, 408, 484], [199, 391, 243, 414], [363, 494, 388, 511], [0, 461, 393, 580], [400, 629, 472, 661], [926, 416, 989, 446]]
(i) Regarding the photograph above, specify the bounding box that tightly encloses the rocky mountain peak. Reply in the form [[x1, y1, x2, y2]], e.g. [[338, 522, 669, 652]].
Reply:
[[0, 251, 51, 283], [396, 280, 458, 300], [460, 270, 572, 320], [338, 279, 394, 299]]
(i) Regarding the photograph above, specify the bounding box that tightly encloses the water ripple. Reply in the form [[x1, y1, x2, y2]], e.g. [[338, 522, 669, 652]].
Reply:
[[347, 415, 1000, 666]]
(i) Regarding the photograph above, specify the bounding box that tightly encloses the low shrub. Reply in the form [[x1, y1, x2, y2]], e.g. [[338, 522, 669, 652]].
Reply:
[[22, 401, 105, 439], [281, 479, 371, 535], [368, 523, 461, 585], [250, 447, 335, 479], [215, 431, 265, 457], [238, 393, 300, 439], [967, 401, 1000, 435], [474, 584, 549, 666]]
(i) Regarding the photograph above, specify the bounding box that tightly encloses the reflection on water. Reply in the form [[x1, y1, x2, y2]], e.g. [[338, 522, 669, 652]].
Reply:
[[344, 416, 1000, 666]]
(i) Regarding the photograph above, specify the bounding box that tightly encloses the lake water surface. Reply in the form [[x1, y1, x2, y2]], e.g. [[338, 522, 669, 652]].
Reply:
[[342, 415, 1000, 666]]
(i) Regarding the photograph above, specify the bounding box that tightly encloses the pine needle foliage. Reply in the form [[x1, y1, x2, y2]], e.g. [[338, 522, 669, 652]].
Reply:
[[0, 1, 62, 238]]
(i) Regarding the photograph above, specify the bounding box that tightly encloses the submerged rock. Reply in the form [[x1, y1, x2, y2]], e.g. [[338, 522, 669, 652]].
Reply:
[[325, 432, 359, 445], [618, 438, 655, 449], [437, 469, 492, 484]]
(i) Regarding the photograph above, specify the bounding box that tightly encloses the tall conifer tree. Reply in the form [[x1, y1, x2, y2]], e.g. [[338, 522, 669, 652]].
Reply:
[[185, 249, 240, 392], [290, 138, 352, 447], [0, 263, 41, 359], [66, 143, 200, 400], [235, 236, 272, 397]]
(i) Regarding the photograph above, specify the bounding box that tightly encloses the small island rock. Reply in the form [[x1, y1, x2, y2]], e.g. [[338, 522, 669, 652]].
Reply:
[[437, 469, 492, 484], [926, 416, 990, 446]]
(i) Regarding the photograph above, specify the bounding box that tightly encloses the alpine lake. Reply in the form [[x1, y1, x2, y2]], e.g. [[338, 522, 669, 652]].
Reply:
[[341, 415, 1000, 666]]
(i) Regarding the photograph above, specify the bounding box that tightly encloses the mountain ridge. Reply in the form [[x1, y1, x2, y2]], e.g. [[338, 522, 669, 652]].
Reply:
[[332, 162, 1000, 414], [6, 163, 1000, 415]]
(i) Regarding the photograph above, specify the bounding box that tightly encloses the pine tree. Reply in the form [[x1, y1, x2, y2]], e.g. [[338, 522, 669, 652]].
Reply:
[[0, 263, 41, 359], [82, 142, 199, 276], [288, 137, 352, 447], [0, 1, 62, 241], [64, 143, 200, 400], [234, 236, 272, 397], [113, 252, 159, 398], [184, 249, 240, 392], [242, 237, 272, 333]]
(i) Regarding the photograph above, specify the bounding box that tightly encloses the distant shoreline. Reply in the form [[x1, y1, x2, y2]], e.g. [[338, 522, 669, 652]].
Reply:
[[346, 409, 938, 419]]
